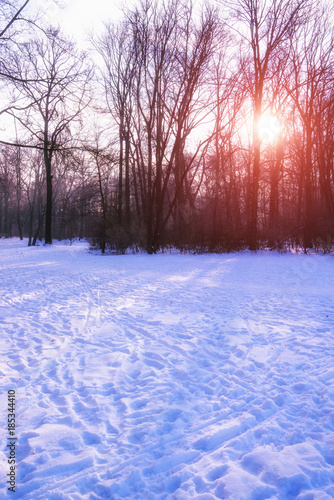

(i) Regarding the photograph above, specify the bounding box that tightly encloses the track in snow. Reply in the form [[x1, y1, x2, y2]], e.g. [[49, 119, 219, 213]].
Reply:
[[0, 239, 334, 499]]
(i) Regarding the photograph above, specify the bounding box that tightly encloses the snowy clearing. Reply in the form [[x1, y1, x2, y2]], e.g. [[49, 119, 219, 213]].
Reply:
[[0, 239, 334, 499]]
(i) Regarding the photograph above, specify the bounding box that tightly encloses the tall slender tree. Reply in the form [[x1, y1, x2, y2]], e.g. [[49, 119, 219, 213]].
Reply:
[[6, 28, 92, 244]]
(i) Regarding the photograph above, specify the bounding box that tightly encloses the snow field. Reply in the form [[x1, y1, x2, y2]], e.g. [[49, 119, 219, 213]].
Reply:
[[0, 239, 334, 499]]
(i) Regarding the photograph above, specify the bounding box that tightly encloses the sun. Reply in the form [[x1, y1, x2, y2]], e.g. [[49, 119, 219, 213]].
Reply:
[[257, 113, 281, 143]]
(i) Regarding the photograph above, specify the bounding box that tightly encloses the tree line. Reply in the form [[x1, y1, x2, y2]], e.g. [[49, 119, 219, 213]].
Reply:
[[0, 0, 333, 253]]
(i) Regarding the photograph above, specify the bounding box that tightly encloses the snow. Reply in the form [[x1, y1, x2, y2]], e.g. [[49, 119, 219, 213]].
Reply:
[[0, 238, 334, 499]]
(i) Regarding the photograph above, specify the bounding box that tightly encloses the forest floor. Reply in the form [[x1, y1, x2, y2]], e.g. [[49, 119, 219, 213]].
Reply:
[[0, 238, 334, 499]]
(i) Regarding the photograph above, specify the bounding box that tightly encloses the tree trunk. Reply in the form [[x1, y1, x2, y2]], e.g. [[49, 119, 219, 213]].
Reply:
[[118, 115, 124, 225], [211, 123, 221, 250], [269, 138, 283, 247], [248, 133, 261, 250], [44, 164, 52, 244], [125, 130, 131, 227], [33, 210, 44, 246], [4, 185, 9, 237], [304, 125, 313, 250]]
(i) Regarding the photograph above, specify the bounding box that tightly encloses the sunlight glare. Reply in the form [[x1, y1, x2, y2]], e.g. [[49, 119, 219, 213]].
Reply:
[[257, 114, 281, 143]]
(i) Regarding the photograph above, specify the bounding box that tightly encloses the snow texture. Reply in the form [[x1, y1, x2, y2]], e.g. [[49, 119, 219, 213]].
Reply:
[[0, 239, 334, 499]]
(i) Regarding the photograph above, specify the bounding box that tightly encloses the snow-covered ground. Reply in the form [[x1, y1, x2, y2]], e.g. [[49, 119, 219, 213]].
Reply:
[[0, 239, 334, 499]]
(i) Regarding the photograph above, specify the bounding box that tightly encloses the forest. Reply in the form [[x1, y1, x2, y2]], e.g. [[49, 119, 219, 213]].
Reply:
[[0, 0, 333, 254]]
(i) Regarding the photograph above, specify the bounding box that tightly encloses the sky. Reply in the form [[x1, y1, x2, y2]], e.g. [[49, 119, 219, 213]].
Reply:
[[1, 0, 283, 146], [28, 0, 125, 45], [0, 0, 125, 142]]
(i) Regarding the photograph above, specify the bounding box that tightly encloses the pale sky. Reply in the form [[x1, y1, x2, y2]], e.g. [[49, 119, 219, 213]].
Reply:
[[0, 0, 126, 141], [28, 0, 125, 45]]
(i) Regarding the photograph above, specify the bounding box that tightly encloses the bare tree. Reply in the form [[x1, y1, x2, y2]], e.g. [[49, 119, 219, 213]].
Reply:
[[94, 0, 220, 252], [0, 0, 39, 117], [6, 27, 92, 244], [93, 21, 136, 227], [0, 0, 30, 40], [129, 0, 220, 252], [226, 0, 311, 249], [284, 8, 334, 249], [84, 131, 116, 253]]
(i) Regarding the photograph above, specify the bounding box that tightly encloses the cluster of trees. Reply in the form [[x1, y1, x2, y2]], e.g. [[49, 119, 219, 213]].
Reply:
[[0, 0, 333, 253]]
